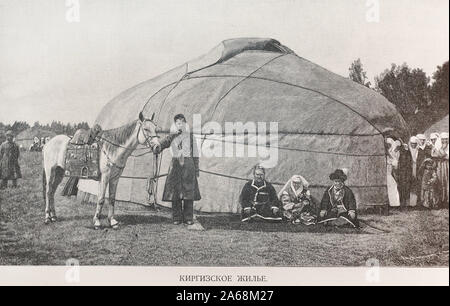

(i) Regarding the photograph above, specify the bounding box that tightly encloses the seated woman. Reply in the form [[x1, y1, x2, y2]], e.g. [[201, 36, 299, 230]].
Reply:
[[278, 175, 316, 225], [318, 169, 359, 228]]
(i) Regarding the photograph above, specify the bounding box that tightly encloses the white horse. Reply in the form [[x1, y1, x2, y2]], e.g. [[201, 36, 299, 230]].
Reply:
[[42, 112, 160, 229]]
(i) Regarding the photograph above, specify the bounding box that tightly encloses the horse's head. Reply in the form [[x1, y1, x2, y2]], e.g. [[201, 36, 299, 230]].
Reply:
[[137, 111, 161, 152]]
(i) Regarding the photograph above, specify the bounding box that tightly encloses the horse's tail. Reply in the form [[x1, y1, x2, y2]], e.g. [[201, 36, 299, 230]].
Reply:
[[42, 169, 47, 202], [62, 177, 79, 197]]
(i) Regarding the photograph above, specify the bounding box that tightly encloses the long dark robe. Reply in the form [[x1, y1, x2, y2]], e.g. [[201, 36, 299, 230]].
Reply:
[[397, 147, 413, 207], [159, 132, 201, 202], [416, 145, 432, 205], [319, 185, 359, 227], [239, 180, 281, 219], [0, 141, 21, 180]]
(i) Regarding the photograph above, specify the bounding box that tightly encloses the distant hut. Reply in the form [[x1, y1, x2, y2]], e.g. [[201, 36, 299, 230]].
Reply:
[[15, 128, 57, 151]]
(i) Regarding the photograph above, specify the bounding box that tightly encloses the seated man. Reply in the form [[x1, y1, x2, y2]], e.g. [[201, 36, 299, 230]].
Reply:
[[278, 175, 317, 225], [239, 165, 282, 222], [319, 169, 359, 228]]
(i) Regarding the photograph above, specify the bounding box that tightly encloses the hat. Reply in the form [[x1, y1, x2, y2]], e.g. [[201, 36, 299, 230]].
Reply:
[[440, 132, 449, 139], [385, 138, 395, 145], [329, 169, 347, 182], [5, 130, 13, 137]]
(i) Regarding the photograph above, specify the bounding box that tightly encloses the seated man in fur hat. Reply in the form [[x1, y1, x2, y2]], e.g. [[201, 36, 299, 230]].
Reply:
[[239, 165, 282, 222], [318, 169, 359, 228]]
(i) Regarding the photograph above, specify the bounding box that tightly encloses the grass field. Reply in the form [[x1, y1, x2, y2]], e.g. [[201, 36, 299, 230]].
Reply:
[[0, 151, 449, 266]]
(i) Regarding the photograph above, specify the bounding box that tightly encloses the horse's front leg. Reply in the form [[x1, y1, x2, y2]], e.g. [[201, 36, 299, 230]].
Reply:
[[44, 168, 54, 225], [107, 168, 122, 229], [93, 169, 110, 229]]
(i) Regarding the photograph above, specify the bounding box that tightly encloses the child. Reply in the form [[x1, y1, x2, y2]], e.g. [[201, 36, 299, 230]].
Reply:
[[420, 158, 440, 209]]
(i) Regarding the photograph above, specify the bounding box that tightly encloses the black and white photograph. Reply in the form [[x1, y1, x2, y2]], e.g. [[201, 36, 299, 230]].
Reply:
[[0, 0, 448, 286]]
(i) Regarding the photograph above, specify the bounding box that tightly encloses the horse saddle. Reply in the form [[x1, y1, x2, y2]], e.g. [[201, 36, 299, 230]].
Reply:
[[70, 125, 103, 146], [65, 142, 100, 180]]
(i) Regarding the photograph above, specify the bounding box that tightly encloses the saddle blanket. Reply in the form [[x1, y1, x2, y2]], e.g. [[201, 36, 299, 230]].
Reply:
[[64, 143, 100, 180]]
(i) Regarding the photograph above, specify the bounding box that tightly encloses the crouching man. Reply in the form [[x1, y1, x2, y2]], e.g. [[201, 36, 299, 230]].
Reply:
[[239, 165, 282, 222], [319, 169, 359, 228]]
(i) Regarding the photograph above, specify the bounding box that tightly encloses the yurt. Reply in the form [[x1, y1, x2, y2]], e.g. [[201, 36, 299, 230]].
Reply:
[[78, 38, 409, 213], [15, 128, 56, 150]]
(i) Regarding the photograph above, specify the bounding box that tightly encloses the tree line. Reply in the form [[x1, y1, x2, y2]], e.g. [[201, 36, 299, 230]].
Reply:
[[349, 59, 449, 135], [1, 59, 448, 140], [0, 121, 90, 139]]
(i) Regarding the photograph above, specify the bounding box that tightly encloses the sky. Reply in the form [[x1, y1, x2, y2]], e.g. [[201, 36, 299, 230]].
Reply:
[[0, 0, 448, 125]]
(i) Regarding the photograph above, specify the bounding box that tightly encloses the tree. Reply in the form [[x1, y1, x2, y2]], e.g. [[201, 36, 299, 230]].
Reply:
[[375, 63, 430, 122], [11, 121, 30, 134], [349, 58, 371, 88], [429, 61, 449, 111]]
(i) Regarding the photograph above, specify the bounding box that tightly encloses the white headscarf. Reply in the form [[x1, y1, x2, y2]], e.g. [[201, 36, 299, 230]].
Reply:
[[278, 175, 310, 199], [429, 133, 441, 151], [440, 132, 449, 154], [416, 134, 427, 150], [430, 133, 440, 140], [409, 136, 419, 162], [387, 140, 401, 167]]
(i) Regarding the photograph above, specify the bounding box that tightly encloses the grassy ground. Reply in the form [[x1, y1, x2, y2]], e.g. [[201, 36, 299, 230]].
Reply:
[[0, 152, 448, 266]]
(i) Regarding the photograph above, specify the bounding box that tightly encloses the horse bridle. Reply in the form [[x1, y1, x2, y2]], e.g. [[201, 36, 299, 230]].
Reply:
[[138, 119, 160, 150]]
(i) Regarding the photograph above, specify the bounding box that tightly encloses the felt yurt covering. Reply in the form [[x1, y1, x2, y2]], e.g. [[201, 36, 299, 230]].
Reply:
[[78, 38, 409, 213]]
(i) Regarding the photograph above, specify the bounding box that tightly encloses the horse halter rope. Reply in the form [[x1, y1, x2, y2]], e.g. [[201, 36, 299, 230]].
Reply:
[[97, 118, 160, 171], [138, 118, 163, 206], [138, 119, 160, 150]]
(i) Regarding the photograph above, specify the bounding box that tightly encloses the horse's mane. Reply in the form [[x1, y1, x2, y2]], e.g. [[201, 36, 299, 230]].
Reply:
[[101, 120, 138, 154]]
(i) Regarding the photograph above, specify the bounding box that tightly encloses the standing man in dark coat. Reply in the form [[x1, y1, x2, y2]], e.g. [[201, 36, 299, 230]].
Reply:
[[239, 165, 282, 222], [319, 169, 359, 227], [154, 114, 201, 225], [0, 130, 22, 189], [397, 142, 413, 208]]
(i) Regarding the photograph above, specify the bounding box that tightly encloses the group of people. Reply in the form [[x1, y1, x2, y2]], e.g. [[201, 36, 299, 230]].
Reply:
[[238, 166, 358, 227], [154, 114, 358, 228], [2, 114, 448, 233], [29, 136, 51, 152], [386, 132, 449, 210]]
